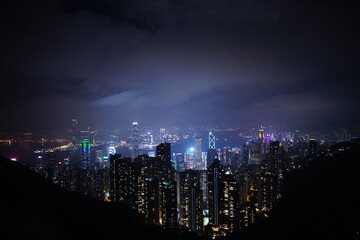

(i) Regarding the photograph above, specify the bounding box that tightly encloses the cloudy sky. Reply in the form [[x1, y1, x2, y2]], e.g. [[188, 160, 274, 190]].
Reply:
[[1, 0, 359, 131]]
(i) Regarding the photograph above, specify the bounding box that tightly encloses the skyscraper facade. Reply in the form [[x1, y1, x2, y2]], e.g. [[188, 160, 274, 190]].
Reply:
[[207, 148, 218, 169], [71, 118, 79, 145], [209, 131, 216, 149], [160, 128, 166, 142], [221, 168, 240, 232], [185, 147, 196, 170], [109, 154, 134, 204], [178, 170, 203, 232], [156, 142, 173, 181], [132, 122, 141, 159], [249, 141, 261, 165], [80, 139, 91, 170], [194, 137, 203, 170], [173, 153, 185, 172], [208, 159, 224, 227], [155, 142, 177, 227], [242, 143, 250, 165]]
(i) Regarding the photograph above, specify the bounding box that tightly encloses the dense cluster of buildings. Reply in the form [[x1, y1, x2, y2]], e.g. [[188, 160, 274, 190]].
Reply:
[[24, 121, 330, 239]]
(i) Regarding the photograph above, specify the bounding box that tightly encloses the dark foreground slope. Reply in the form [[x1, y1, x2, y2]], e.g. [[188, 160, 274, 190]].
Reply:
[[0, 156, 203, 240], [227, 139, 360, 240]]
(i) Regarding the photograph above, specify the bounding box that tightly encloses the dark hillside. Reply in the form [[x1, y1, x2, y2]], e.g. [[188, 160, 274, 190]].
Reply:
[[226, 139, 360, 240], [0, 156, 202, 240]]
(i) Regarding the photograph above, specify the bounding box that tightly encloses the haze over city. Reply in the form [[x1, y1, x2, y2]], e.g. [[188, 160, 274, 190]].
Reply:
[[1, 0, 359, 131]]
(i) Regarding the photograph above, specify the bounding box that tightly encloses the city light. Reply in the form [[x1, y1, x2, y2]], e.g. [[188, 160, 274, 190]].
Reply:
[[0, 121, 358, 239]]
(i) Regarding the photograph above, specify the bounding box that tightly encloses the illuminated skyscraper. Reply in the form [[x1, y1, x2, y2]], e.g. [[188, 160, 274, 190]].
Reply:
[[109, 154, 136, 206], [178, 170, 203, 232], [173, 153, 185, 172], [209, 131, 216, 149], [160, 128, 166, 142], [94, 167, 110, 201], [133, 155, 161, 225], [258, 126, 264, 140], [75, 158, 97, 196], [109, 154, 121, 202], [207, 148, 218, 169], [133, 155, 148, 215], [195, 137, 203, 170], [208, 160, 240, 235], [80, 139, 91, 170], [143, 176, 160, 224], [156, 142, 177, 228], [269, 141, 280, 174], [110, 145, 177, 229], [132, 122, 141, 159], [57, 157, 71, 190], [221, 168, 240, 232], [260, 169, 275, 210], [71, 118, 80, 145], [34, 153, 45, 175], [249, 141, 261, 165], [185, 147, 196, 170], [269, 141, 282, 202], [222, 147, 232, 166], [108, 146, 116, 156], [201, 152, 207, 170], [156, 142, 171, 163], [95, 150, 104, 169], [260, 140, 287, 211], [208, 159, 224, 227], [156, 142, 174, 181], [146, 131, 154, 145], [242, 143, 250, 165], [238, 166, 261, 228], [160, 181, 178, 228]]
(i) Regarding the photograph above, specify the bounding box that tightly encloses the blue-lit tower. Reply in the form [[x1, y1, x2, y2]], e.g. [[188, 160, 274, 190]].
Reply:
[[209, 131, 216, 149]]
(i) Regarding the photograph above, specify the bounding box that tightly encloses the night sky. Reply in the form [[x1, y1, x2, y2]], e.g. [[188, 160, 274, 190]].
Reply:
[[1, 0, 359, 131]]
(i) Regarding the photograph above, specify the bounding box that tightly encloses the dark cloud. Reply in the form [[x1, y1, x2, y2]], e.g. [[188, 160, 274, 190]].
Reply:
[[0, 0, 359, 131]]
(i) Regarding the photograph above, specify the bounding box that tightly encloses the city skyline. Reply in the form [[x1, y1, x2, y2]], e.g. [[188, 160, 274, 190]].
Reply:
[[0, 119, 355, 169], [1, 122, 357, 238], [1, 1, 359, 239]]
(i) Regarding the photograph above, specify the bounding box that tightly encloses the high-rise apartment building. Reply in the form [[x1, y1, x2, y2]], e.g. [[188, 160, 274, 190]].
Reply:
[[178, 170, 203, 232]]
